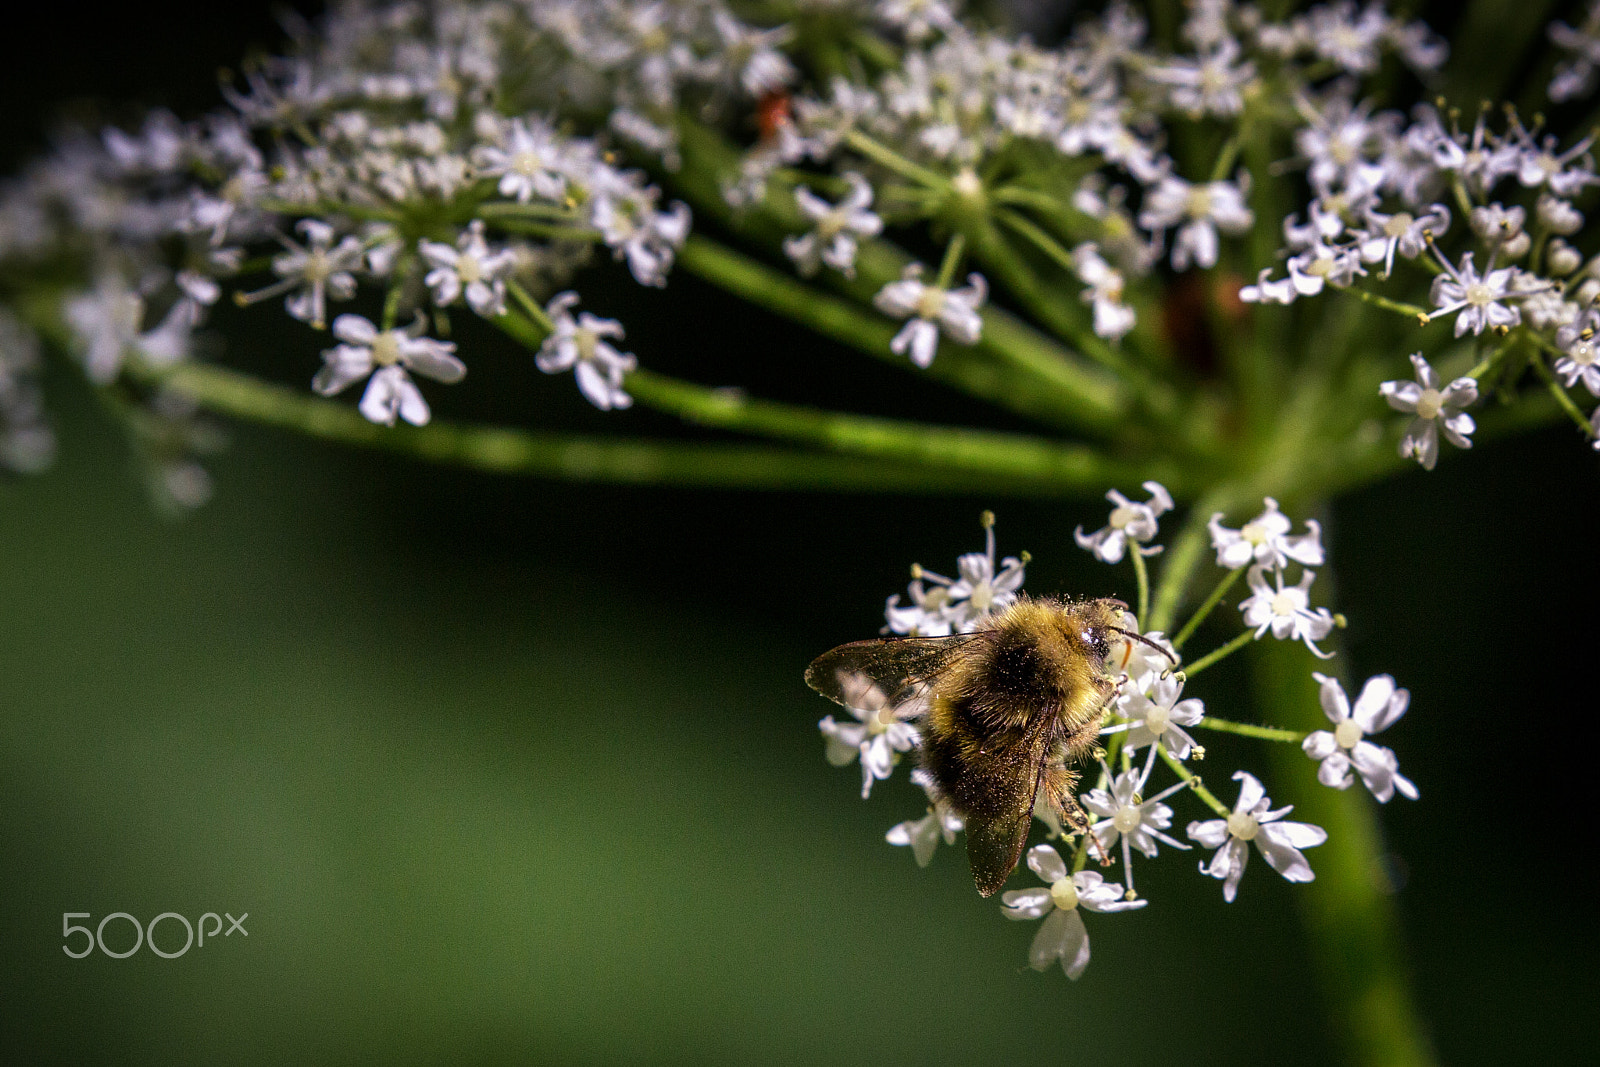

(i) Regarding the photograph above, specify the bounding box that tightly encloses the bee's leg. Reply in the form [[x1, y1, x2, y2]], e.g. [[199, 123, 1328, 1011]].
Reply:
[[1041, 764, 1111, 865], [1061, 711, 1115, 863]]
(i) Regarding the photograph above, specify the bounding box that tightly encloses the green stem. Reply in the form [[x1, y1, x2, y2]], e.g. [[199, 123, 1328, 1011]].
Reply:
[[1157, 747, 1228, 816], [1250, 637, 1437, 1067], [934, 232, 966, 289], [618, 368, 1151, 492], [1171, 565, 1245, 650], [843, 129, 950, 190], [1179, 629, 1256, 679], [1191, 716, 1304, 742], [1526, 344, 1596, 436], [1349, 287, 1431, 323], [126, 361, 1088, 494], [1148, 485, 1243, 634], [505, 278, 555, 334], [1129, 546, 1151, 625]]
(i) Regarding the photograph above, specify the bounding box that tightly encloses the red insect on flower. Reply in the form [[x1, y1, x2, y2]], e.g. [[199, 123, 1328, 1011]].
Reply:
[[755, 90, 792, 144]]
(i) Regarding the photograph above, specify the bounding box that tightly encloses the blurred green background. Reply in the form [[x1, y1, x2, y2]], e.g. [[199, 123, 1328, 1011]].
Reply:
[[2, 3, 1596, 1064]]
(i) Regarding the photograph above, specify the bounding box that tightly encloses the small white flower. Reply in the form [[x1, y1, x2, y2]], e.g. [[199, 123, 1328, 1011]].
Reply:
[[1208, 498, 1324, 571], [1138, 175, 1253, 271], [945, 528, 1025, 632], [886, 516, 1026, 635], [1239, 565, 1336, 659], [418, 221, 515, 316], [1379, 352, 1478, 471], [1303, 674, 1418, 803], [1105, 673, 1204, 759], [471, 118, 567, 204], [711, 10, 796, 97], [1072, 243, 1136, 341], [1554, 309, 1600, 397], [1000, 845, 1145, 980], [536, 293, 638, 411], [312, 314, 465, 427], [887, 770, 964, 867], [874, 266, 987, 368], [1082, 765, 1190, 893], [1238, 267, 1298, 305], [592, 196, 690, 288], [818, 670, 923, 798], [261, 219, 365, 329], [1427, 251, 1521, 337], [782, 173, 882, 278], [1358, 203, 1450, 277], [1187, 771, 1327, 902], [65, 274, 150, 383], [1074, 481, 1174, 564], [884, 568, 957, 637]]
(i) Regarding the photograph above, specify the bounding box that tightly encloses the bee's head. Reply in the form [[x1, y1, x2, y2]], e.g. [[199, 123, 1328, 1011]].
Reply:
[[1070, 598, 1128, 663]]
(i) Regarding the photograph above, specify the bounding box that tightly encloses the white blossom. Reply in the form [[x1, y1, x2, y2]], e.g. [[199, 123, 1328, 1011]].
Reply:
[[418, 221, 514, 316], [1000, 845, 1145, 980], [312, 314, 465, 427], [887, 770, 964, 867], [886, 516, 1025, 635], [1105, 673, 1204, 759], [1379, 353, 1478, 470], [1187, 771, 1327, 902], [1082, 765, 1190, 893], [818, 671, 923, 799], [1239, 565, 1336, 659], [1208, 498, 1324, 572], [1075, 481, 1174, 564], [874, 266, 987, 368], [782, 173, 882, 278], [472, 117, 568, 203], [1138, 175, 1253, 271], [1303, 673, 1418, 803], [1554, 309, 1600, 397], [535, 293, 637, 411], [260, 219, 364, 329], [1427, 251, 1522, 337]]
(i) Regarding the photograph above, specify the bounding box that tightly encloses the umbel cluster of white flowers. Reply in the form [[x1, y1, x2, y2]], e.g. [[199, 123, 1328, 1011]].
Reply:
[[2, 0, 1599, 497], [821, 499, 1414, 980]]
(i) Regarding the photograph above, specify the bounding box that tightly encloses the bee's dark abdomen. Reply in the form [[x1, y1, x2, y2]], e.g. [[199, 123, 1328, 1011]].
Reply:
[[922, 687, 1046, 818]]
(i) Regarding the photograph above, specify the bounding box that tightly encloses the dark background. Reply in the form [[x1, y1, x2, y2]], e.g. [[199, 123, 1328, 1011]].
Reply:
[[2, 3, 1596, 1064]]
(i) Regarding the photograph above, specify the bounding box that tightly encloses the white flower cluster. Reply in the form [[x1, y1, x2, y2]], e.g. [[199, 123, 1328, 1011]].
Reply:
[[733, 0, 1445, 362], [0, 0, 839, 484], [823, 500, 1416, 980], [1236, 79, 1600, 462]]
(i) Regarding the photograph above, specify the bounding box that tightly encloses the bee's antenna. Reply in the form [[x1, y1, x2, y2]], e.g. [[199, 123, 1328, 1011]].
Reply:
[[1109, 626, 1178, 667]]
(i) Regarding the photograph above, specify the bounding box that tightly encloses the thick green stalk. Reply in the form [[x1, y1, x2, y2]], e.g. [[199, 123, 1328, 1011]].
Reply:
[[623, 368, 1170, 493], [131, 360, 1107, 495], [1250, 636, 1437, 1067]]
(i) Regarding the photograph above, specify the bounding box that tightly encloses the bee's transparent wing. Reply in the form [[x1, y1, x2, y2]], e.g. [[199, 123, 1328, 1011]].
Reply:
[[804, 634, 983, 709]]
